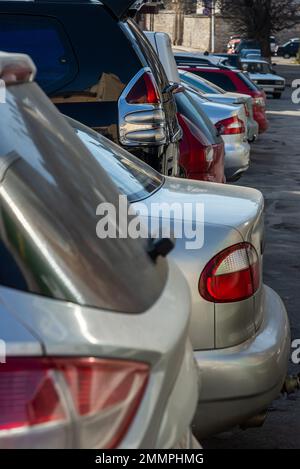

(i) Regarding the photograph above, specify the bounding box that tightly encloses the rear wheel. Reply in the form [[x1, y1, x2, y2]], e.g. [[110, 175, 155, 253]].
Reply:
[[273, 92, 282, 99], [284, 53, 291, 59]]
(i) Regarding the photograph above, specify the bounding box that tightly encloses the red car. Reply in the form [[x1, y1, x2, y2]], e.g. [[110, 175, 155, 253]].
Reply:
[[175, 90, 225, 183], [178, 66, 269, 134]]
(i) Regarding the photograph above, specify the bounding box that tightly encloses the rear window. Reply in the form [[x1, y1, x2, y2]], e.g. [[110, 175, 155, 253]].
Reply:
[[0, 14, 78, 93], [0, 83, 167, 313], [68, 119, 164, 203], [191, 70, 237, 92], [179, 70, 225, 94]]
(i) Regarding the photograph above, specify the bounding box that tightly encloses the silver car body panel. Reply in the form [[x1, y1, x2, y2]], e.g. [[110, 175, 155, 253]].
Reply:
[[0, 260, 198, 449], [202, 93, 258, 142]]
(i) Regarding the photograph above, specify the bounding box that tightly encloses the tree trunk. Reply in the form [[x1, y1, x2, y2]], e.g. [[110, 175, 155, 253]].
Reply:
[[259, 35, 272, 59]]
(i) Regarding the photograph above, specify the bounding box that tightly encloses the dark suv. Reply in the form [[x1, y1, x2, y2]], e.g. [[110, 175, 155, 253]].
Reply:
[[276, 39, 300, 59], [0, 0, 181, 175]]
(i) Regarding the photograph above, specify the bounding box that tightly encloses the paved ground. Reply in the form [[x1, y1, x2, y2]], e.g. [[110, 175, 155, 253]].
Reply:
[[204, 63, 300, 449]]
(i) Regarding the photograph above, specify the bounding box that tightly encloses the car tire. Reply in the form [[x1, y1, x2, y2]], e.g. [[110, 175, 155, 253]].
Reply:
[[273, 92, 282, 99], [283, 53, 291, 59]]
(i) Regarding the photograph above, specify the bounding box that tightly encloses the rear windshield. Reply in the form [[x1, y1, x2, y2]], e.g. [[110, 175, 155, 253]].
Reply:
[[0, 83, 167, 313], [179, 70, 225, 94], [242, 62, 272, 74], [190, 70, 237, 92], [68, 119, 164, 203]]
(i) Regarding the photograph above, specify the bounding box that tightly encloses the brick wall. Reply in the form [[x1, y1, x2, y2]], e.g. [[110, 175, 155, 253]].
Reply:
[[144, 12, 233, 52], [144, 11, 300, 52]]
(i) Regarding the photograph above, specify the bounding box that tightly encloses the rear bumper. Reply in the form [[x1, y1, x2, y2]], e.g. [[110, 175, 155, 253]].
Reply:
[[193, 285, 290, 437], [224, 140, 250, 181]]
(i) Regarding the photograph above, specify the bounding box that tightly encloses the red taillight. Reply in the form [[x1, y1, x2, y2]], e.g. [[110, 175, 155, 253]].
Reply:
[[62, 358, 148, 448], [199, 243, 260, 303], [0, 359, 66, 431], [126, 72, 161, 105], [216, 116, 245, 135], [0, 358, 149, 448]]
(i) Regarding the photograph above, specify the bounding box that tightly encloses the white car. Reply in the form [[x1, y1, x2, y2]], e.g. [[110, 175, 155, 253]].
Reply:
[[241, 58, 286, 99]]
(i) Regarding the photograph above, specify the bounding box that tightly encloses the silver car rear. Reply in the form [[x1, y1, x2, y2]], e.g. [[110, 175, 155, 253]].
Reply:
[[184, 88, 251, 181]]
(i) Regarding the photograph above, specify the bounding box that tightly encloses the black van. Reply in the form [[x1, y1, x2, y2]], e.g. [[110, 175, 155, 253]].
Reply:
[[0, 0, 181, 175]]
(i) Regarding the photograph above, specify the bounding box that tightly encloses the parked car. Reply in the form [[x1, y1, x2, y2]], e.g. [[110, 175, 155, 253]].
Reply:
[[235, 39, 261, 54], [227, 36, 242, 53], [175, 90, 226, 183], [176, 65, 269, 134], [178, 69, 259, 142], [240, 49, 262, 59], [186, 87, 250, 181], [0, 51, 199, 449], [147, 32, 251, 181], [241, 58, 286, 98], [0, 0, 182, 175], [174, 51, 230, 68], [211, 53, 242, 69], [276, 39, 300, 58], [69, 117, 291, 438]]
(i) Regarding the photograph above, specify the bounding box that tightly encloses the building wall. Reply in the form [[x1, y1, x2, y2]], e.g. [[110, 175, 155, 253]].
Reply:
[[182, 15, 211, 50], [144, 10, 300, 52]]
